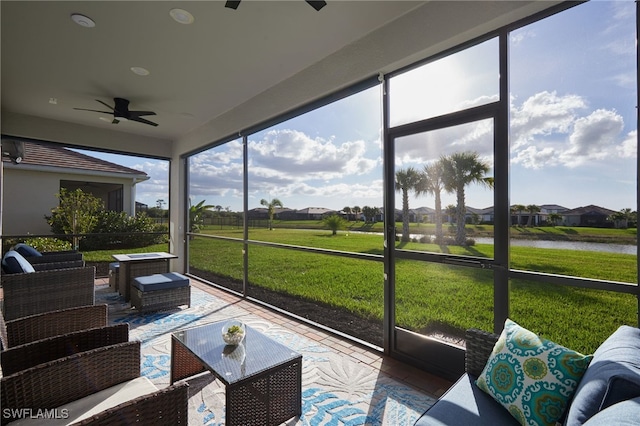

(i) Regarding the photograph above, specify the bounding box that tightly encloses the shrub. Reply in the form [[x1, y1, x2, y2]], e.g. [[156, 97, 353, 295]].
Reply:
[[45, 189, 167, 250]]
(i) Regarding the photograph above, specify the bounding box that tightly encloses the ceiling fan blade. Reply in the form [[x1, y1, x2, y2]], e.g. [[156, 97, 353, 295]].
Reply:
[[130, 116, 158, 127], [306, 1, 326, 11], [130, 111, 157, 118], [225, 1, 241, 9], [95, 99, 116, 111], [73, 108, 112, 114]]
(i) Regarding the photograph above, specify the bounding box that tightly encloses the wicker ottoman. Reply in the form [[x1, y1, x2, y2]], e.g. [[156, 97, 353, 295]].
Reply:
[[131, 272, 191, 312]]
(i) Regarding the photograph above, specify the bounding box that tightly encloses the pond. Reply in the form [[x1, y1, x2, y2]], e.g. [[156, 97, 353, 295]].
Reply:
[[476, 238, 636, 254]]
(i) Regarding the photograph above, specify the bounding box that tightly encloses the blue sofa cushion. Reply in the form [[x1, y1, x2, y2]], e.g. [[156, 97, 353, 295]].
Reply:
[[583, 396, 640, 426], [564, 325, 640, 426], [414, 374, 519, 426], [12, 243, 42, 257], [132, 272, 190, 292], [1, 250, 36, 274], [600, 375, 640, 411]]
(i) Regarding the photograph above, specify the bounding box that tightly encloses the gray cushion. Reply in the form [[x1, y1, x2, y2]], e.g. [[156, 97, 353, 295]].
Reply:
[[583, 396, 640, 426], [132, 272, 189, 292], [564, 325, 640, 426], [13, 243, 42, 257], [414, 374, 519, 426], [1, 250, 36, 274]]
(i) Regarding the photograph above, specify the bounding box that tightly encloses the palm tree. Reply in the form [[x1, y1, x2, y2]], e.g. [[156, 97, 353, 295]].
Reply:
[[352, 206, 361, 222], [526, 204, 541, 227], [441, 152, 493, 245], [512, 204, 526, 226], [416, 161, 448, 244], [260, 198, 283, 230], [189, 199, 215, 233], [395, 167, 422, 242], [343, 206, 352, 221], [323, 214, 347, 235]]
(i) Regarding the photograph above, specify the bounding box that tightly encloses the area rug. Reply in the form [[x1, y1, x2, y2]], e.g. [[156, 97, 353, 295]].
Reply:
[[96, 285, 434, 425]]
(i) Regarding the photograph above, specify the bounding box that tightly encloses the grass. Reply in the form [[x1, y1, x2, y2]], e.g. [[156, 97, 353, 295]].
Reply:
[[80, 227, 637, 354]]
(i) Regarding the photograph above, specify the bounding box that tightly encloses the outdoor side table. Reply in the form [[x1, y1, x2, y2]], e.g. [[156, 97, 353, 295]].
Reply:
[[171, 321, 302, 426]]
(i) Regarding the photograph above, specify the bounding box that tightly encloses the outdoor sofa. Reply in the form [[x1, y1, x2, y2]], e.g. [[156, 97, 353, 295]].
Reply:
[[1, 250, 95, 321], [415, 322, 640, 426]]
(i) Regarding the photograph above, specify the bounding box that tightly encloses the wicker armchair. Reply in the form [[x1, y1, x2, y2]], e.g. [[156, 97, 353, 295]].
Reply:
[[1, 304, 108, 348], [1, 266, 96, 321], [1, 341, 189, 425], [1, 304, 129, 376], [29, 259, 85, 270], [1, 323, 129, 376], [12, 244, 84, 264]]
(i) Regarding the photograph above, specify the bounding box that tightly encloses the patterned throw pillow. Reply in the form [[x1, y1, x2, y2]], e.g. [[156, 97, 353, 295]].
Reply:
[[476, 319, 593, 426]]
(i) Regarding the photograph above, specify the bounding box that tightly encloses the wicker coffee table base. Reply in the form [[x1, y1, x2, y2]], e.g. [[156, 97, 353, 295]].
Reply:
[[171, 335, 302, 426]]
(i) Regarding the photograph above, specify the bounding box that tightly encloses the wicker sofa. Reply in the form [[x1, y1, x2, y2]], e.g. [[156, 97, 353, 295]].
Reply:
[[415, 325, 640, 426], [1, 341, 189, 425], [1, 265, 96, 321]]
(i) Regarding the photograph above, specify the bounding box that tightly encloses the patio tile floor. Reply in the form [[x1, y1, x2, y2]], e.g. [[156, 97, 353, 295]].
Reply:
[[95, 275, 454, 399]]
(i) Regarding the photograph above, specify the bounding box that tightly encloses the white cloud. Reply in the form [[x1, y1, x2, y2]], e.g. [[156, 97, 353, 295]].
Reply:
[[617, 130, 637, 158], [511, 93, 630, 169], [560, 109, 624, 166], [512, 145, 558, 169], [511, 90, 587, 150], [248, 129, 377, 179]]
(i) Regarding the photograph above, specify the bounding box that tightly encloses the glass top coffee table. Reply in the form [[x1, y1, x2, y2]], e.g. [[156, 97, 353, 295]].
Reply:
[[170, 320, 302, 426]]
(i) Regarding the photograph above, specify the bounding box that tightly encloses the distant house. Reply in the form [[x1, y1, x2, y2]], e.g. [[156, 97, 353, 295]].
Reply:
[[561, 204, 617, 227], [280, 207, 337, 221], [2, 140, 149, 235], [247, 207, 292, 220]]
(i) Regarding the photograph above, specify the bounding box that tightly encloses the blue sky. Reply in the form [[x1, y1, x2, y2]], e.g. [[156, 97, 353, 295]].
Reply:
[[83, 1, 637, 214]]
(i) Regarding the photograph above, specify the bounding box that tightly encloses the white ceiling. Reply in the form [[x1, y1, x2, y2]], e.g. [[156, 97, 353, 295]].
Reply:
[[1, 1, 563, 157]]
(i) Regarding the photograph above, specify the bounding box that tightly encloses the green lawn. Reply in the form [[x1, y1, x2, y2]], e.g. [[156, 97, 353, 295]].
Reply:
[[79, 227, 637, 354], [185, 228, 637, 354]]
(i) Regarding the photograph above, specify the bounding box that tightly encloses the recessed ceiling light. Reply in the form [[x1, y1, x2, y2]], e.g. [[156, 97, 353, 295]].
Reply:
[[49, 98, 58, 105], [130, 66, 150, 76], [169, 8, 194, 24], [71, 13, 95, 28]]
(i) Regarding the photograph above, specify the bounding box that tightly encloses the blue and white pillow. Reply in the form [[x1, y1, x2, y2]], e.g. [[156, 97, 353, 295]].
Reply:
[[2, 250, 36, 274], [476, 319, 593, 426], [13, 243, 42, 257]]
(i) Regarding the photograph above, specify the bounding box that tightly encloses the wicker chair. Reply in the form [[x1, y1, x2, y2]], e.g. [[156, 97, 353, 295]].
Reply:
[[12, 244, 84, 264], [0, 304, 129, 376], [1, 266, 96, 321], [1, 341, 189, 425], [0, 304, 108, 348]]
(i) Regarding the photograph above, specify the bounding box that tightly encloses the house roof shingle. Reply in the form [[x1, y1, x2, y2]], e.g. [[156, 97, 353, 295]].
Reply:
[[3, 141, 148, 177]]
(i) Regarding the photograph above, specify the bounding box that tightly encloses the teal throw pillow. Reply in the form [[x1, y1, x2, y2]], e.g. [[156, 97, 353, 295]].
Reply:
[[476, 319, 593, 426]]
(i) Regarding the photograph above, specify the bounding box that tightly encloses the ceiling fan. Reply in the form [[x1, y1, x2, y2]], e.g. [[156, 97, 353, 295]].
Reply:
[[73, 98, 158, 127], [225, 0, 326, 11]]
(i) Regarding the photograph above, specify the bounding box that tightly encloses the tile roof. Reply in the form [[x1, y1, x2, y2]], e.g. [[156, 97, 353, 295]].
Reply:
[[3, 141, 147, 177]]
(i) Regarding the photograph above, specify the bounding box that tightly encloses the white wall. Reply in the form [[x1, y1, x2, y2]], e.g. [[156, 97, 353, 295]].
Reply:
[[2, 165, 138, 235]]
